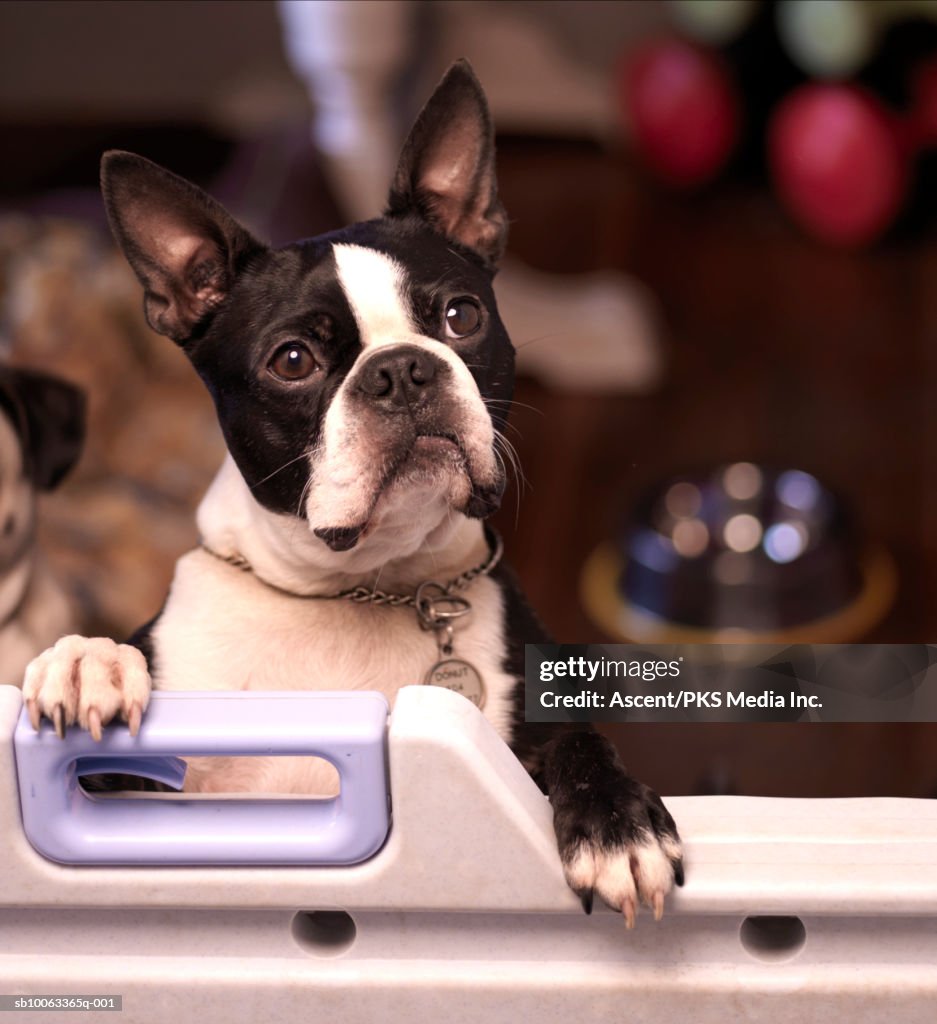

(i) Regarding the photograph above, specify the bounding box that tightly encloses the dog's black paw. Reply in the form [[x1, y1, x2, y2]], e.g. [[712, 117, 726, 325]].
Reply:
[[544, 731, 684, 927]]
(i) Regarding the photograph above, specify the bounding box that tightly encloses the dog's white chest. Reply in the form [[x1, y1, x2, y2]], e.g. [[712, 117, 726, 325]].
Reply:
[[150, 550, 516, 793]]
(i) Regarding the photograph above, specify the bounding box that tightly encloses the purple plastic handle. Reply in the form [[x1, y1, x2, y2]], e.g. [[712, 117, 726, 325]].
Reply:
[[14, 691, 390, 866]]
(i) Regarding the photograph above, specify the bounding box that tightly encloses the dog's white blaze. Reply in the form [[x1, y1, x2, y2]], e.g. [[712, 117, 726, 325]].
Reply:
[[333, 243, 414, 347], [304, 242, 500, 543]]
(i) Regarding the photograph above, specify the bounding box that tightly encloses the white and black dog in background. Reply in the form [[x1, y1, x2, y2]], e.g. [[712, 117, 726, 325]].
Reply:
[[23, 61, 683, 925], [0, 366, 84, 686]]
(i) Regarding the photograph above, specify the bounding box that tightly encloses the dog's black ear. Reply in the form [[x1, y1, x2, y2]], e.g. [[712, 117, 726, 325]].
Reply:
[[101, 151, 264, 344], [387, 60, 507, 267], [1, 368, 86, 491]]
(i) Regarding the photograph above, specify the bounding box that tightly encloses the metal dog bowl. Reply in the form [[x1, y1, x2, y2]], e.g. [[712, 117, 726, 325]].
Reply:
[[581, 463, 896, 642]]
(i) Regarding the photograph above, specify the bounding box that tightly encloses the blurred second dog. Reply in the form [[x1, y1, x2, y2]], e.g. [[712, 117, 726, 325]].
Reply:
[[0, 365, 84, 685]]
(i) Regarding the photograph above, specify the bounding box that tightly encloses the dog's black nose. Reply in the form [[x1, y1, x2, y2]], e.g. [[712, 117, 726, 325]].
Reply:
[[357, 346, 437, 409]]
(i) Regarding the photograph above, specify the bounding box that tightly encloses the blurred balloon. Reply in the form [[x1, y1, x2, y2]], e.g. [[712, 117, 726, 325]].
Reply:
[[777, 0, 937, 79], [776, 0, 875, 79], [621, 38, 740, 187], [667, 0, 758, 46], [769, 84, 907, 246]]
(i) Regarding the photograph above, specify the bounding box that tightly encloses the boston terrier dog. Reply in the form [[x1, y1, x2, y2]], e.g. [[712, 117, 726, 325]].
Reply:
[[23, 61, 683, 925], [0, 365, 84, 686]]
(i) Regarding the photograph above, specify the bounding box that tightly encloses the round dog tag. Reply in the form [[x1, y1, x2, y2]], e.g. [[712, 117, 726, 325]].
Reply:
[[424, 659, 486, 709]]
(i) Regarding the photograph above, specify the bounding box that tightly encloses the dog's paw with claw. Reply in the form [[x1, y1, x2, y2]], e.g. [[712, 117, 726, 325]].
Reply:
[[545, 732, 684, 928], [561, 812, 684, 928], [22, 635, 151, 740]]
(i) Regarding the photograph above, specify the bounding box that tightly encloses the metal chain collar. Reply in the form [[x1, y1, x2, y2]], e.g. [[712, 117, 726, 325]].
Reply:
[[200, 527, 504, 611]]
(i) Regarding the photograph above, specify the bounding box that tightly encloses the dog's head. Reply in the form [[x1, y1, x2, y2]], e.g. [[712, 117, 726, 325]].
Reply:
[[0, 366, 85, 567], [102, 61, 513, 562]]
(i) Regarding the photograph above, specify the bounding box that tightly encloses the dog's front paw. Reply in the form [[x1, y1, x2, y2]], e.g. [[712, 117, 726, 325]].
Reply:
[[22, 635, 151, 740], [560, 798, 683, 928], [545, 732, 684, 928]]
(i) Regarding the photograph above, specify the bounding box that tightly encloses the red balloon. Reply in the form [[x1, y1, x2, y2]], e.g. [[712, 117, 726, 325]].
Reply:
[[621, 39, 739, 187], [769, 85, 906, 246]]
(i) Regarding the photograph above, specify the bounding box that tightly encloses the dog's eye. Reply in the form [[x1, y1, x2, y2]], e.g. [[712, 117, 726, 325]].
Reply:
[[444, 299, 481, 339], [269, 342, 317, 381]]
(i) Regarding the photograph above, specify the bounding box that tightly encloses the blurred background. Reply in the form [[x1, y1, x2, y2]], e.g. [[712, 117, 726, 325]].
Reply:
[[3, 0, 937, 799]]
